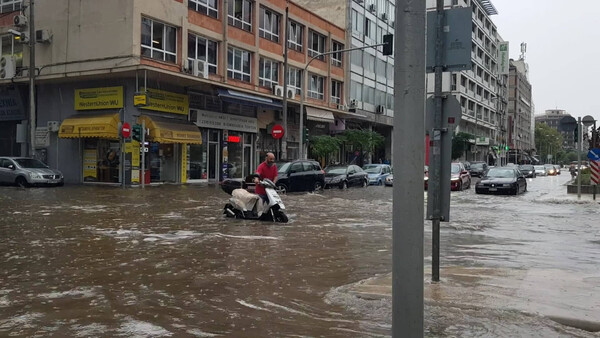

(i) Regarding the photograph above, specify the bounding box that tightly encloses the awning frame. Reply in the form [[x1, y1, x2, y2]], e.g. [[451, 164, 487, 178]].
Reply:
[[58, 113, 120, 139], [138, 115, 202, 144]]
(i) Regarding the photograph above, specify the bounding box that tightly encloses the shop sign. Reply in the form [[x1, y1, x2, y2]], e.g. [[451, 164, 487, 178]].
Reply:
[[193, 109, 257, 133], [83, 149, 97, 180], [141, 88, 189, 115], [475, 137, 490, 146], [75, 86, 124, 110], [0, 88, 25, 121], [34, 127, 49, 148]]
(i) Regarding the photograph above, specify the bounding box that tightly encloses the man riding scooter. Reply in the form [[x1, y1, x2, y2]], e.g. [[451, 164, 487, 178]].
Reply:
[[254, 152, 278, 202]]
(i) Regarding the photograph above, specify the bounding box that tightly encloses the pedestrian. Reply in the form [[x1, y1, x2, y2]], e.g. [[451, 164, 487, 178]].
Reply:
[[569, 164, 577, 179], [253, 152, 278, 202]]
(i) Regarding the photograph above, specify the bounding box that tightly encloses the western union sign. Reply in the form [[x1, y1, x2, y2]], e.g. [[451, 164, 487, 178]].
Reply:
[[141, 87, 189, 115], [74, 86, 124, 110]]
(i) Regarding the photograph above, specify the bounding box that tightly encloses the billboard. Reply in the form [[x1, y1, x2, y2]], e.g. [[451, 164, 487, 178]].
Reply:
[[498, 42, 510, 75]]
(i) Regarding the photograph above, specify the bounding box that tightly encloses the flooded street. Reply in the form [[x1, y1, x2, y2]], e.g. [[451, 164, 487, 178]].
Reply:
[[1, 172, 600, 337]]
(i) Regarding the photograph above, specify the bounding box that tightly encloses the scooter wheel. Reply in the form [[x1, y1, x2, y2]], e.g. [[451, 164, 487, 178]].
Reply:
[[275, 211, 288, 223]]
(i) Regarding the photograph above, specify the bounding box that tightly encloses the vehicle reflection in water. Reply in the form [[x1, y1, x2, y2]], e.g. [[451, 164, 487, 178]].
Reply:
[[0, 174, 598, 336]]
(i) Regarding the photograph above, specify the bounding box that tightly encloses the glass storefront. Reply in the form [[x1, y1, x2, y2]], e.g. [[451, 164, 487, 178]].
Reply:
[[144, 143, 179, 183], [224, 131, 254, 180], [186, 129, 221, 183], [83, 139, 120, 183]]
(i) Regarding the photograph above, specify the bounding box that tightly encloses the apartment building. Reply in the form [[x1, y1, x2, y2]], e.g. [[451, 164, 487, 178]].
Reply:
[[0, 0, 347, 185], [535, 109, 576, 150], [287, 0, 395, 162], [508, 58, 533, 162]]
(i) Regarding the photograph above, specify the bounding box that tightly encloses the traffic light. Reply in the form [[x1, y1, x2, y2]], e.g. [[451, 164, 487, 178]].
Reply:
[[302, 127, 309, 142], [132, 124, 142, 141], [574, 124, 579, 143], [382, 34, 394, 56], [505, 145, 509, 151]]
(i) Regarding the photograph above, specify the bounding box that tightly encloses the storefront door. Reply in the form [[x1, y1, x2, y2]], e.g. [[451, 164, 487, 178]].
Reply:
[[207, 130, 220, 182]]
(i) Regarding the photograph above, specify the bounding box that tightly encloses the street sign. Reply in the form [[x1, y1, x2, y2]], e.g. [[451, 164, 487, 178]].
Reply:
[[560, 116, 577, 131], [588, 148, 600, 161], [426, 8, 473, 73], [271, 124, 284, 139], [590, 160, 599, 185], [121, 122, 131, 138], [582, 115, 595, 127]]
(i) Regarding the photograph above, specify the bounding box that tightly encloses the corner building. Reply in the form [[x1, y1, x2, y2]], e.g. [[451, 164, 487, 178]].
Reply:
[[0, 0, 349, 185]]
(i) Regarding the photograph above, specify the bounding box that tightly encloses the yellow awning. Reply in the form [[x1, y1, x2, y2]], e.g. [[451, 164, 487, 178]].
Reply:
[[138, 115, 202, 144], [58, 113, 120, 139]]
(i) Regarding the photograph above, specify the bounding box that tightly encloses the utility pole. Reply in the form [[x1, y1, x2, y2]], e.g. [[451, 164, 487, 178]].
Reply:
[[577, 116, 582, 199], [281, 5, 289, 160], [28, 0, 36, 158], [392, 0, 425, 335]]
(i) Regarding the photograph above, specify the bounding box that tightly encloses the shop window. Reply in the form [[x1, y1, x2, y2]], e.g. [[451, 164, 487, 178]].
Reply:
[[83, 139, 120, 183], [141, 17, 177, 63], [189, 0, 218, 19]]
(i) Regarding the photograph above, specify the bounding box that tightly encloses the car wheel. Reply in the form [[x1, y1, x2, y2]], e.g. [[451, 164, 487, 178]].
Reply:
[[340, 181, 347, 189], [313, 181, 323, 192], [377, 180, 382, 186], [15, 176, 29, 188], [458, 181, 463, 191], [276, 183, 288, 194], [363, 179, 369, 187], [466, 178, 471, 189]]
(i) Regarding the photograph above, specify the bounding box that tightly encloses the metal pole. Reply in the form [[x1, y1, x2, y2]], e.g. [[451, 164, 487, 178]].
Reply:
[[430, 0, 445, 283], [577, 117, 582, 199], [28, 0, 36, 158], [141, 120, 146, 188], [281, 6, 289, 160], [392, 0, 425, 335]]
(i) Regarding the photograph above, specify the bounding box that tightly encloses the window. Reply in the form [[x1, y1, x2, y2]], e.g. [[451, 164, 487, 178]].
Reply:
[[288, 21, 303, 52], [364, 53, 375, 74], [259, 6, 280, 42], [331, 80, 342, 104], [0, 0, 21, 14], [287, 67, 303, 96], [351, 50, 362, 67], [188, 34, 218, 74], [227, 47, 251, 82], [308, 30, 325, 60], [259, 58, 279, 88], [308, 74, 324, 100], [376, 58, 386, 80], [365, 18, 376, 40], [141, 17, 177, 63], [228, 0, 252, 32], [363, 85, 375, 104], [331, 41, 343, 67], [351, 10, 364, 35], [451, 74, 457, 91], [189, 0, 218, 19], [351, 80, 363, 101]]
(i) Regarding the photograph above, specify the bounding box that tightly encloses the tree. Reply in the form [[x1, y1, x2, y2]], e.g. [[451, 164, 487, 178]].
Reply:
[[308, 135, 342, 164], [341, 129, 384, 164], [451, 132, 474, 160], [534, 123, 563, 163]]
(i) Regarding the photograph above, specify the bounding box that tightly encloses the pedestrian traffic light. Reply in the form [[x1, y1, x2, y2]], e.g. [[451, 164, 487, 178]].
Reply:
[[574, 124, 579, 143], [302, 127, 309, 142], [132, 124, 142, 141], [382, 34, 394, 56]]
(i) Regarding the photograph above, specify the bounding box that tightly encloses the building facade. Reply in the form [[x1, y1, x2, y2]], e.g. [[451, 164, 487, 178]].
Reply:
[[535, 109, 576, 150], [508, 58, 533, 163], [0, 0, 351, 185]]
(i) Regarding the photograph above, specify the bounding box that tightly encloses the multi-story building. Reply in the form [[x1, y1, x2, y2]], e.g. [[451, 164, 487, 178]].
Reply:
[[508, 58, 533, 162], [286, 0, 395, 163], [535, 109, 576, 150], [0, 0, 350, 185], [426, 0, 502, 165]]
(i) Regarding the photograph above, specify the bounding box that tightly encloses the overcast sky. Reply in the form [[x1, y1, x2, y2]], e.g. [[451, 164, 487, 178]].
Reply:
[[491, 0, 600, 123]]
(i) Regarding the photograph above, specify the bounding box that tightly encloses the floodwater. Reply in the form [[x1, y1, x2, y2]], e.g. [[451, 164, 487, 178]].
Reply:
[[1, 171, 599, 337]]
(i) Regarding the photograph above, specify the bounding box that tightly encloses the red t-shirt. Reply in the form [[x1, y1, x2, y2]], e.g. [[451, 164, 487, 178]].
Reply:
[[255, 162, 277, 195]]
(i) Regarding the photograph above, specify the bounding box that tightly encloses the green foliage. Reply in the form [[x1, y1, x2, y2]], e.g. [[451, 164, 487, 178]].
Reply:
[[579, 167, 591, 185], [309, 135, 342, 160], [341, 129, 384, 157], [535, 123, 563, 162], [451, 132, 474, 160]]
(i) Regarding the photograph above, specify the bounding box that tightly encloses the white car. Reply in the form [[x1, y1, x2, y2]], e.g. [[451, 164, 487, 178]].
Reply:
[[0, 157, 64, 187], [533, 165, 547, 176]]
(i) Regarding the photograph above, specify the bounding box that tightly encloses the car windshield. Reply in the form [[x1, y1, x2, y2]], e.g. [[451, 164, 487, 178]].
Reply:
[[277, 162, 291, 173], [534, 165, 545, 170], [325, 167, 347, 175], [451, 164, 461, 174], [363, 166, 382, 174], [14, 158, 48, 169], [519, 165, 533, 170], [486, 168, 515, 178], [471, 163, 484, 169]]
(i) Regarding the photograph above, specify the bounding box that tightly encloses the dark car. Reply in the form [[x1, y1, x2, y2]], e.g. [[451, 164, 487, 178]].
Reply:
[[0, 157, 64, 187], [276, 159, 325, 193], [468, 161, 488, 177], [518, 164, 536, 178], [451, 162, 471, 191], [475, 167, 527, 195], [324, 164, 368, 189]]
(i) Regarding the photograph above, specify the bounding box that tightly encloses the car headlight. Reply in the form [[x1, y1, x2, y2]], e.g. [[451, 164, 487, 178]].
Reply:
[[29, 172, 41, 179]]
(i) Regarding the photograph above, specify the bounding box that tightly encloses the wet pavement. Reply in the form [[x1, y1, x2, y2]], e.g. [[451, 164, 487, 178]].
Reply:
[[1, 171, 599, 337]]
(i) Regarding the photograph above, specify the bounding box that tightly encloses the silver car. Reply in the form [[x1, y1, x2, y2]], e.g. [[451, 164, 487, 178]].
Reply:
[[0, 157, 64, 187]]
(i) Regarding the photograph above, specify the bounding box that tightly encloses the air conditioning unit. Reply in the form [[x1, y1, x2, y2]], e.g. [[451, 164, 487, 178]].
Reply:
[[0, 55, 17, 79], [13, 15, 27, 27], [375, 105, 385, 114], [47, 121, 59, 132], [368, 4, 376, 12], [349, 99, 357, 108], [273, 85, 284, 97], [337, 103, 347, 111], [35, 29, 52, 44], [381, 13, 387, 21], [285, 87, 295, 100], [192, 59, 209, 78]]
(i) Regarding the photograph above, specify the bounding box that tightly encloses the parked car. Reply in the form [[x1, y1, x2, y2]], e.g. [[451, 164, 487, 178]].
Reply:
[[544, 164, 557, 176], [518, 164, 536, 178], [468, 161, 488, 177], [384, 174, 393, 186], [0, 157, 64, 187], [362, 164, 392, 185], [276, 159, 325, 193], [475, 167, 527, 195], [324, 164, 368, 189], [451, 162, 471, 191], [534, 165, 547, 176], [424, 165, 429, 190]]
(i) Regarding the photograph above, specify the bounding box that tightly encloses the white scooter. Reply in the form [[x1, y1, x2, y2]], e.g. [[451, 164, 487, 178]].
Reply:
[[223, 177, 288, 223]]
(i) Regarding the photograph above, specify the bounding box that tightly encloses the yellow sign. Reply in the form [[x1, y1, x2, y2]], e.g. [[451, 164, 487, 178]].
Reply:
[[74, 86, 124, 110], [83, 149, 97, 180], [134, 94, 147, 107], [131, 140, 140, 168], [141, 87, 189, 115], [181, 145, 187, 183]]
